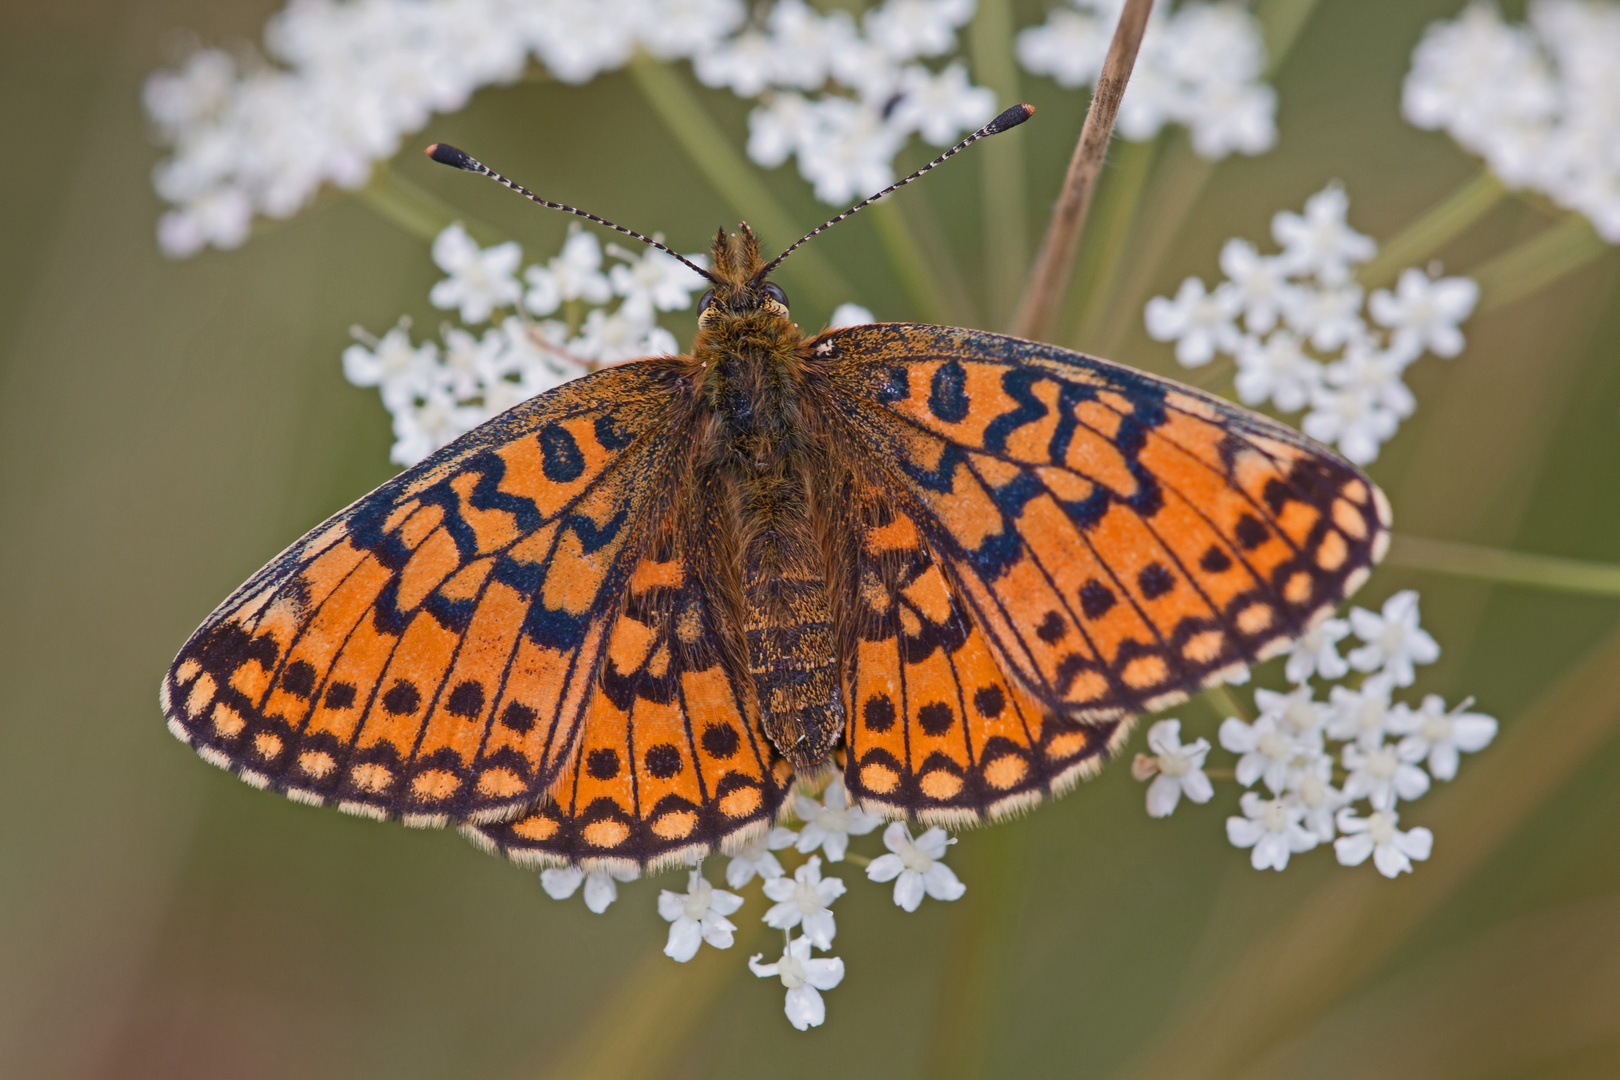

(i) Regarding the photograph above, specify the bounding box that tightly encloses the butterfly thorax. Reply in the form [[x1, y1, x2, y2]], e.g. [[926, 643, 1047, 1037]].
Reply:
[[683, 226, 844, 770]]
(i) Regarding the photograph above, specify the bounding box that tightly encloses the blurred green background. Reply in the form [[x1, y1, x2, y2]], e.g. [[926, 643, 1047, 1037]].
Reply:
[[4, 1, 1620, 1077]]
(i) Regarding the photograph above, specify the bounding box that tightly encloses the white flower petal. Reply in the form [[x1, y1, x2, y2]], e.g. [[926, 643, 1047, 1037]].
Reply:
[[665, 918, 702, 962]]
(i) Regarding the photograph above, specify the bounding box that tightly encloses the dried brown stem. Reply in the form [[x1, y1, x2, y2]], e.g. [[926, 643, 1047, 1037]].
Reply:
[[1011, 0, 1154, 342]]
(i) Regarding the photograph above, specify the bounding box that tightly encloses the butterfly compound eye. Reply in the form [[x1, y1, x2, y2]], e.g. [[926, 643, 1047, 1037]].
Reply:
[[761, 282, 789, 309], [697, 288, 716, 314]]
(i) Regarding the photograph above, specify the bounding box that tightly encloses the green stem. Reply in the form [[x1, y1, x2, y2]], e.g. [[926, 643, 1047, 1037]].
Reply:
[[355, 164, 504, 246], [1066, 136, 1161, 347], [1253, 0, 1323, 76], [625, 54, 852, 312], [897, 180, 983, 326], [970, 0, 1029, 329], [869, 199, 952, 324], [1472, 213, 1611, 314], [923, 825, 1032, 1080], [1093, 136, 1216, 357], [1202, 683, 1251, 723], [1386, 534, 1620, 598], [1113, 622, 1620, 1080], [1357, 171, 1507, 288], [1086, 0, 1319, 357], [537, 916, 764, 1080]]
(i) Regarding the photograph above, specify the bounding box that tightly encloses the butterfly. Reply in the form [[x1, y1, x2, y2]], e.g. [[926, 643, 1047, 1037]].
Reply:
[[162, 105, 1389, 873]]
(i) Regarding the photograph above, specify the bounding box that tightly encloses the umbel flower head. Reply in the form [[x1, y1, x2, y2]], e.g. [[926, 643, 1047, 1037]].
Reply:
[[1145, 184, 1479, 465], [1139, 586, 1497, 881]]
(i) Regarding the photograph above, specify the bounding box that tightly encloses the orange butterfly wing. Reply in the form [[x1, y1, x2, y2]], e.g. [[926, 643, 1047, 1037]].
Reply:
[[836, 480, 1127, 823], [162, 361, 688, 827], [464, 523, 793, 870], [822, 323, 1390, 730]]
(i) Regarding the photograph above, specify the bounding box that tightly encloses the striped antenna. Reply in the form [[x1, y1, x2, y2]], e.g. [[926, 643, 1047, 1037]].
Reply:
[[424, 143, 719, 284], [753, 103, 1036, 281]]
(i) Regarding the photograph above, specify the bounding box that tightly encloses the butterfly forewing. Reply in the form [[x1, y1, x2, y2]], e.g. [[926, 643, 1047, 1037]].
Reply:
[[162, 361, 689, 826], [820, 323, 1391, 728]]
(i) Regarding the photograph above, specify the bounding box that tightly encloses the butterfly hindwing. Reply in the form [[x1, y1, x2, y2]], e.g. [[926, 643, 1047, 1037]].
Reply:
[[162, 361, 687, 826], [838, 480, 1127, 823], [821, 323, 1390, 726], [464, 507, 794, 869]]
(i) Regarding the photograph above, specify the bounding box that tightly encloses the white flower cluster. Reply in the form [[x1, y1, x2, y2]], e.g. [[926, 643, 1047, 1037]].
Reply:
[[343, 222, 706, 465], [1145, 183, 1480, 465], [1016, 0, 1277, 159], [537, 775, 965, 1031], [1404, 0, 1620, 243], [142, 0, 1007, 254], [708, 0, 997, 204], [1134, 590, 1498, 879], [142, 0, 749, 255]]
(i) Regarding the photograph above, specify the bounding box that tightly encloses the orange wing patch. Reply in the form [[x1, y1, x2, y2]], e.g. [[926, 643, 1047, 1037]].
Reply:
[[839, 485, 1128, 824], [465, 530, 793, 871], [820, 324, 1389, 725], [162, 362, 687, 827]]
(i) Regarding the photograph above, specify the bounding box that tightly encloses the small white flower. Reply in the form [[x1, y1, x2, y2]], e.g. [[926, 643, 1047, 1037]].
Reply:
[[522, 225, 612, 315], [1280, 282, 1367, 352], [1302, 381, 1402, 466], [1234, 330, 1323, 413], [1290, 769, 1349, 843], [1334, 808, 1433, 877], [1219, 712, 1322, 795], [866, 821, 966, 911], [725, 827, 798, 889], [1342, 739, 1432, 812], [1135, 719, 1214, 818], [1284, 616, 1352, 684], [635, 0, 746, 61], [693, 28, 781, 96], [1019, 1, 1277, 161], [1325, 672, 1398, 749], [828, 302, 875, 328], [607, 242, 708, 323], [1402, 3, 1620, 243], [342, 318, 437, 408], [1271, 184, 1376, 286], [1015, 7, 1112, 89], [794, 775, 880, 862], [1219, 237, 1296, 334], [571, 306, 675, 366], [746, 92, 817, 169], [1347, 589, 1441, 686], [540, 864, 639, 913], [749, 935, 845, 1031], [792, 96, 903, 205], [864, 0, 974, 62], [657, 869, 744, 962], [1369, 268, 1480, 361], [888, 60, 996, 147], [763, 855, 847, 949], [1254, 685, 1328, 737], [1388, 694, 1498, 781], [525, 4, 636, 84], [1325, 341, 1417, 419], [1226, 791, 1319, 871], [388, 382, 483, 467], [429, 223, 523, 325], [1144, 276, 1243, 367]]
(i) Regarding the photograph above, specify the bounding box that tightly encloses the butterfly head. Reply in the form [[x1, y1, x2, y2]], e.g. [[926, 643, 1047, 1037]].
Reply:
[[695, 223, 790, 331]]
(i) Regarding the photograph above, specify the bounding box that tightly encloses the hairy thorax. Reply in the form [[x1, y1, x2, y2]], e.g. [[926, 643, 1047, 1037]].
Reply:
[[682, 238, 845, 770]]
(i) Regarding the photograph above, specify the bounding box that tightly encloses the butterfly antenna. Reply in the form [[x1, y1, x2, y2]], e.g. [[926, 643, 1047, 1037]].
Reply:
[[424, 143, 719, 283], [754, 103, 1035, 281]]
